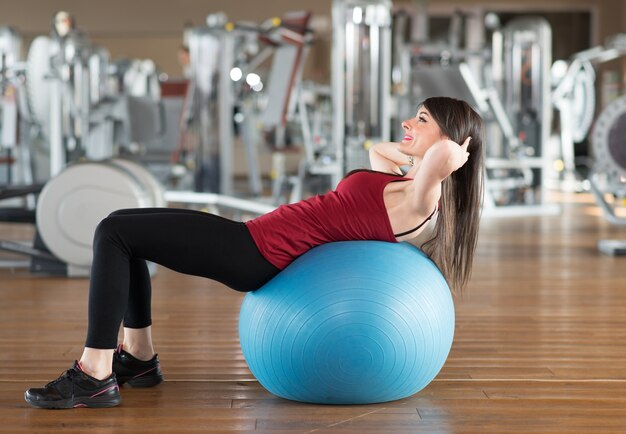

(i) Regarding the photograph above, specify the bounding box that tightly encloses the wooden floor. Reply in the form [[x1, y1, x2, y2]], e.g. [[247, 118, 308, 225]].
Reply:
[[1, 192, 626, 433]]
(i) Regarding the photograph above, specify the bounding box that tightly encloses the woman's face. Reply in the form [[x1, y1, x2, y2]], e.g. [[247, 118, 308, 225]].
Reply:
[[399, 107, 445, 157]]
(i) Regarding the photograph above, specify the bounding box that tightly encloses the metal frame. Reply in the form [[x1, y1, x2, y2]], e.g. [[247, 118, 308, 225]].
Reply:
[[185, 18, 235, 194], [499, 16, 553, 208], [332, 0, 392, 179], [184, 12, 312, 198], [588, 88, 626, 255], [589, 93, 626, 227]]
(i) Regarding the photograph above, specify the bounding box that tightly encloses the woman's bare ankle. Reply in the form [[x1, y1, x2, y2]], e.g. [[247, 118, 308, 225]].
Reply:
[[79, 348, 114, 380], [122, 326, 156, 361]]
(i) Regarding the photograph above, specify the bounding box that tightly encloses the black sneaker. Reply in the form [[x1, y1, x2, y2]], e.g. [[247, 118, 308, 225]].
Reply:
[[113, 345, 164, 388], [24, 361, 121, 409]]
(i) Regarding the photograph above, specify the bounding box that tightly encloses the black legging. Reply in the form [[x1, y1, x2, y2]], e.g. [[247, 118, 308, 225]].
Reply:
[[85, 208, 280, 349]]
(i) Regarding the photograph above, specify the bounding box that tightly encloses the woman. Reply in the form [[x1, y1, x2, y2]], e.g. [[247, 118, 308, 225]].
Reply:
[[24, 96, 484, 409]]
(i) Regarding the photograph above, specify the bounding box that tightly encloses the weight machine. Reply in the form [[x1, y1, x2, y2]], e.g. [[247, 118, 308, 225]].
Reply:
[[548, 33, 626, 254], [262, 0, 393, 205], [0, 12, 167, 276], [550, 58, 595, 190], [589, 92, 626, 255], [174, 11, 313, 197], [0, 26, 25, 186], [551, 34, 626, 192], [332, 0, 392, 179], [263, 0, 388, 204]]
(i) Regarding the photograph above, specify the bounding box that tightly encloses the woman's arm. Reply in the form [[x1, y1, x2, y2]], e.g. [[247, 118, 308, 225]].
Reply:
[[369, 142, 412, 175], [411, 138, 471, 214]]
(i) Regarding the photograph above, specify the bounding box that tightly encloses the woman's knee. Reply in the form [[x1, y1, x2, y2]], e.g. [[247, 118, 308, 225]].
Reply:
[[93, 216, 121, 244], [108, 208, 139, 218], [96, 209, 142, 241]]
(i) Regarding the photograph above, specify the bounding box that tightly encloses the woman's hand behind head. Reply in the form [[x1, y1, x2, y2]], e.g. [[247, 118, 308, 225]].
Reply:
[[448, 136, 471, 173], [425, 136, 471, 179]]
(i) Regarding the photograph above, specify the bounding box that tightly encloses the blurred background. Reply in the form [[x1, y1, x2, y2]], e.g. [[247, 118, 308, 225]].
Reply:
[[3, 0, 626, 274]]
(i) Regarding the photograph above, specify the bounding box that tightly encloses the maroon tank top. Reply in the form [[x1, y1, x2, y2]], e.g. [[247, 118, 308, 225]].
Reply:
[[246, 170, 420, 269]]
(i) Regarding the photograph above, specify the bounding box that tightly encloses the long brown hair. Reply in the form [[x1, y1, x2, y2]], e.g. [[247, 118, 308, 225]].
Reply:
[[419, 97, 484, 293]]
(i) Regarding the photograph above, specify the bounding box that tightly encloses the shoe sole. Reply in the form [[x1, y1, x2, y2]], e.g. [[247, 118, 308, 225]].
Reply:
[[24, 392, 122, 409]]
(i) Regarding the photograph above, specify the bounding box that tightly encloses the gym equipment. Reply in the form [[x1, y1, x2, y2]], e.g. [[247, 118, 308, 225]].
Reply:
[[332, 0, 392, 176], [501, 17, 552, 162], [1, 13, 174, 275], [0, 26, 32, 190], [0, 26, 41, 269], [22, 11, 166, 179], [36, 158, 165, 275], [1, 158, 164, 276], [588, 94, 626, 255], [180, 13, 233, 194], [551, 57, 595, 189], [0, 26, 21, 162], [25, 12, 104, 176], [179, 11, 312, 196], [551, 34, 626, 191], [239, 241, 455, 404], [485, 16, 553, 211]]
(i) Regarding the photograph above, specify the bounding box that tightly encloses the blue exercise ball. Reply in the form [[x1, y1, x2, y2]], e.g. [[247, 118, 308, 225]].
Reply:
[[238, 241, 455, 404]]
